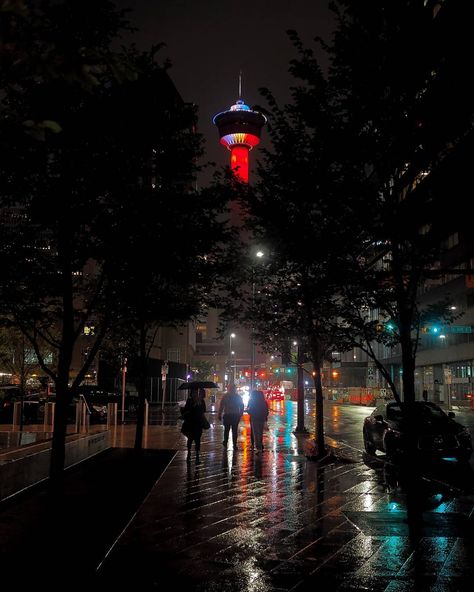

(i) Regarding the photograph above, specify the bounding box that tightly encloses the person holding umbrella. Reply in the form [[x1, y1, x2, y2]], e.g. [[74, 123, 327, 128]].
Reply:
[[181, 388, 208, 463]]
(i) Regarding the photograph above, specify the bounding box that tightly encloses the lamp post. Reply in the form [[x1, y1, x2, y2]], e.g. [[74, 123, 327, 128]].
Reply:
[[229, 332, 236, 385], [121, 357, 127, 424], [231, 351, 236, 383], [294, 342, 308, 434], [250, 250, 264, 393]]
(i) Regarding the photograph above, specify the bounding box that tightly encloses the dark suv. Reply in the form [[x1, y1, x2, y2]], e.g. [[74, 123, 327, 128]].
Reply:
[[363, 401, 473, 462]]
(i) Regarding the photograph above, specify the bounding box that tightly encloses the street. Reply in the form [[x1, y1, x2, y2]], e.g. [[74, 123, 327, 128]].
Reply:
[[263, 398, 474, 471]]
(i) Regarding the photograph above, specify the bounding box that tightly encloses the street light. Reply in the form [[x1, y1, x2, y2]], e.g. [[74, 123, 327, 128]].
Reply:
[[231, 351, 236, 382], [121, 357, 127, 424], [229, 332, 236, 385], [250, 250, 265, 392]]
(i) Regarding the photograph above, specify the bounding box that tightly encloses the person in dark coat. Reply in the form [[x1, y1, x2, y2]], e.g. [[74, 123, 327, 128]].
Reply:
[[247, 390, 269, 454], [218, 384, 244, 450], [181, 389, 207, 462]]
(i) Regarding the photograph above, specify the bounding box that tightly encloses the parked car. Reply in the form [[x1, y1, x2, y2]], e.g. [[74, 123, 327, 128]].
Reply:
[[0, 385, 20, 423], [0, 386, 43, 423], [363, 401, 473, 462], [22, 392, 44, 423], [27, 392, 106, 424], [77, 386, 138, 418]]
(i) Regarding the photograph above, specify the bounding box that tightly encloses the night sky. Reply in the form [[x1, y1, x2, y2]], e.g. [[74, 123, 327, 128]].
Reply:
[[115, 0, 334, 181]]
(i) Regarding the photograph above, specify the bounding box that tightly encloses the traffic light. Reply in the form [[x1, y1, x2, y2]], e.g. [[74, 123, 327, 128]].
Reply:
[[376, 321, 396, 332], [421, 324, 442, 334]]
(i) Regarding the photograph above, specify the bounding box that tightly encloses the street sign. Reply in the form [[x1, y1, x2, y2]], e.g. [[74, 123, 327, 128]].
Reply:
[[449, 325, 472, 334]]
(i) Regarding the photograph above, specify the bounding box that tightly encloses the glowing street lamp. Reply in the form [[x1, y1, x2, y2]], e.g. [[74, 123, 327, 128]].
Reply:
[[250, 250, 265, 392], [229, 333, 236, 385]]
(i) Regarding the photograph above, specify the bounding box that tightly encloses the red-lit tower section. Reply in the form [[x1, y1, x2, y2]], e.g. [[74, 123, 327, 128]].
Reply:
[[213, 99, 266, 183]]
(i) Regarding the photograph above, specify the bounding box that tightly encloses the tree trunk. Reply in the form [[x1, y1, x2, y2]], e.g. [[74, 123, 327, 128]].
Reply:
[[399, 305, 418, 467], [49, 240, 75, 488], [399, 316, 416, 405], [49, 379, 70, 488], [314, 366, 325, 454], [311, 337, 325, 455], [294, 345, 307, 433]]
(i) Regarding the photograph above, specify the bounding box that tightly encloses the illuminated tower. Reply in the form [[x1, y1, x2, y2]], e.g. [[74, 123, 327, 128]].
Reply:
[[213, 79, 266, 183]]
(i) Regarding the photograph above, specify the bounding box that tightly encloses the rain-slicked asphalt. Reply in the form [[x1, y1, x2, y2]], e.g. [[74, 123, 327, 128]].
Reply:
[[94, 400, 474, 591]]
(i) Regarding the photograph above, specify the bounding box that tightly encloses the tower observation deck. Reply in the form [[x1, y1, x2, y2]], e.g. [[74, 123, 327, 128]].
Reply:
[[213, 98, 266, 183]]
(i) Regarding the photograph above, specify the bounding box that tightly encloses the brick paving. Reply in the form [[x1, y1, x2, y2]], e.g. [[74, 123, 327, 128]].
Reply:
[[94, 405, 474, 591]]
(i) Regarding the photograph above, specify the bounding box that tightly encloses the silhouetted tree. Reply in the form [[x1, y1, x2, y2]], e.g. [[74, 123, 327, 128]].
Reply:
[[0, 1, 230, 476], [229, 32, 367, 456], [0, 0, 142, 482], [327, 0, 472, 414]]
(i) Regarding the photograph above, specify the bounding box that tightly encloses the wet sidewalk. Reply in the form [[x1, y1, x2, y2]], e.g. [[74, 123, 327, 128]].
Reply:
[[95, 406, 474, 591]]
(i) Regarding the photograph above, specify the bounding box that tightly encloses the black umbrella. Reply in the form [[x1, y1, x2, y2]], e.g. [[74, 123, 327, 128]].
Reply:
[[177, 381, 219, 390]]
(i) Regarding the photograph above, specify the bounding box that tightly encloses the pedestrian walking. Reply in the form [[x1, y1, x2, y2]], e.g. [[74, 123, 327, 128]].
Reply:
[[181, 389, 208, 462], [218, 384, 244, 450], [422, 389, 428, 402], [247, 389, 269, 454]]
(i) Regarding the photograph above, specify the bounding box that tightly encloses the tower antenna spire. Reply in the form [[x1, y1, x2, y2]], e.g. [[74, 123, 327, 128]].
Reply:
[[238, 70, 242, 99]]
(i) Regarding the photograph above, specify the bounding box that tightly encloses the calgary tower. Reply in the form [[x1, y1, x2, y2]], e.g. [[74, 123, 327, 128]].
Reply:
[[213, 76, 266, 183]]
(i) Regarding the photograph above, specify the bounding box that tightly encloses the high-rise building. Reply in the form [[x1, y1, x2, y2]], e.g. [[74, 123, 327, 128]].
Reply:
[[328, 0, 474, 408]]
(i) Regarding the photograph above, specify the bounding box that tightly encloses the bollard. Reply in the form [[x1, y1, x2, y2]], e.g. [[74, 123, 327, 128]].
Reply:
[[44, 402, 55, 430], [13, 401, 22, 427], [75, 401, 83, 432], [107, 402, 118, 427], [81, 401, 90, 432], [144, 399, 149, 426]]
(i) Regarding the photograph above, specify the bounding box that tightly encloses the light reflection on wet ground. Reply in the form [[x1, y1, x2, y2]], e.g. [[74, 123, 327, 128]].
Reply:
[[96, 400, 474, 591]]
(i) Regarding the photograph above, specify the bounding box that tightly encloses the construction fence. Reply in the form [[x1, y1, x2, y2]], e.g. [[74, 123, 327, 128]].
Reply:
[[323, 387, 388, 406]]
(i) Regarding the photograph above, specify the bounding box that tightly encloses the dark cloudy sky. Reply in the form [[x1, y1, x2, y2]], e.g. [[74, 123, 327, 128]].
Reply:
[[115, 0, 334, 181]]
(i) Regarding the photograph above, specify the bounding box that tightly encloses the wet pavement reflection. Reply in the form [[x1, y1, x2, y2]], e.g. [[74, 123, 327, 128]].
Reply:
[[97, 400, 474, 591]]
